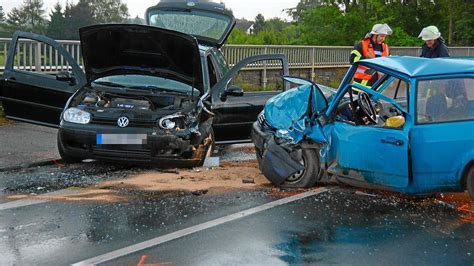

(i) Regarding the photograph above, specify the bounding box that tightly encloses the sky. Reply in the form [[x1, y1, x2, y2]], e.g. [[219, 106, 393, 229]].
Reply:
[[0, 0, 300, 21]]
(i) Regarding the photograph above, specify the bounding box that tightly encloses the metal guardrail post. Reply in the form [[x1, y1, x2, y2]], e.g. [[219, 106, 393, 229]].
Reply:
[[311, 47, 316, 81], [262, 46, 267, 88], [35, 41, 41, 72]]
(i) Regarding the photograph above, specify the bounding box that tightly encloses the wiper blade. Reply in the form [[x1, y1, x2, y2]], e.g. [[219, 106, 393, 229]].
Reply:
[[92, 81, 126, 88], [129, 85, 186, 95]]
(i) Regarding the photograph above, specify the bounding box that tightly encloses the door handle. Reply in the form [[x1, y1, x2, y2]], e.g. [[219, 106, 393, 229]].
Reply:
[[5, 77, 16, 82], [381, 138, 404, 146]]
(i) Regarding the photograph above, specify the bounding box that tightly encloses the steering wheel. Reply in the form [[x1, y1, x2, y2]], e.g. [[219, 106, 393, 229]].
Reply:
[[357, 92, 377, 123]]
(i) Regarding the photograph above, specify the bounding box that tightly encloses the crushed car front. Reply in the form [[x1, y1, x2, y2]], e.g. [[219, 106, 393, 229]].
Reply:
[[252, 77, 336, 185], [58, 24, 214, 167]]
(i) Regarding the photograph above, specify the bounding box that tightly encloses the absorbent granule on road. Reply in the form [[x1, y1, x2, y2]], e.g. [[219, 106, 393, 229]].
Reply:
[[4, 161, 271, 202]]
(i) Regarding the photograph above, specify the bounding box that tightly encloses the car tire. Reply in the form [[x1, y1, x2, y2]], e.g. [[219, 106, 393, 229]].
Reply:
[[467, 166, 474, 199], [255, 147, 263, 165], [57, 135, 83, 164], [280, 147, 322, 189]]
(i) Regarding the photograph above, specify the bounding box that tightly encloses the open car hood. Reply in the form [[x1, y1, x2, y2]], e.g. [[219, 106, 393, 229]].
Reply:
[[79, 24, 203, 92], [146, 0, 236, 48]]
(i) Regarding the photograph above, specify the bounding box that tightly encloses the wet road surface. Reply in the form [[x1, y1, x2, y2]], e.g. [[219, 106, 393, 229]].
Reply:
[[0, 145, 473, 265], [103, 189, 474, 266]]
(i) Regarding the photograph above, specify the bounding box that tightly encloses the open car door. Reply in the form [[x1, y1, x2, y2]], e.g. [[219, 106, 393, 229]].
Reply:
[[211, 54, 289, 143], [0, 31, 86, 127], [329, 82, 410, 189]]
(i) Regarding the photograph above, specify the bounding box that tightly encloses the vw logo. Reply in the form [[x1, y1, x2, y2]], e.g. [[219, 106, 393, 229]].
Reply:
[[117, 116, 129, 128]]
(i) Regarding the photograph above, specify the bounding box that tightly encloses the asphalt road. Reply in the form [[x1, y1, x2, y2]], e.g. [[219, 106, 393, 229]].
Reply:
[[0, 123, 59, 169], [0, 147, 473, 265]]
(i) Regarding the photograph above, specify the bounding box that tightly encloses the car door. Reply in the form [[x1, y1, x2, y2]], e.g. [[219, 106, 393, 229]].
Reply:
[[0, 31, 86, 127], [211, 54, 289, 143], [411, 76, 474, 189], [328, 82, 410, 189]]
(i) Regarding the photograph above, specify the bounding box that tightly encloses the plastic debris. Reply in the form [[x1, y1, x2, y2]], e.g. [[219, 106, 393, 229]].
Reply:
[[355, 191, 377, 197], [242, 177, 255, 184], [203, 157, 220, 167]]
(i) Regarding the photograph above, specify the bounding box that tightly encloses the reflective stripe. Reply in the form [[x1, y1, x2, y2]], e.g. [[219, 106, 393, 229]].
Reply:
[[352, 81, 370, 92], [374, 51, 383, 56], [351, 50, 362, 62]]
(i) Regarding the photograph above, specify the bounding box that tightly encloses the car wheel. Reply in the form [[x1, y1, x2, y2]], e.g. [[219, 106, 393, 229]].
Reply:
[[57, 135, 83, 164], [280, 147, 322, 188], [467, 166, 474, 199], [255, 147, 263, 165]]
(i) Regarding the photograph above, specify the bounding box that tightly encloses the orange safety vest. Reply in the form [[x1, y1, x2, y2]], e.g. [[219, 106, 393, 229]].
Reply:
[[354, 39, 390, 84]]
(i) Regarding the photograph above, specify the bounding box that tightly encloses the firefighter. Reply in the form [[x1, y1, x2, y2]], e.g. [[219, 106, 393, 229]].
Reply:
[[419, 26, 450, 58], [350, 24, 392, 87]]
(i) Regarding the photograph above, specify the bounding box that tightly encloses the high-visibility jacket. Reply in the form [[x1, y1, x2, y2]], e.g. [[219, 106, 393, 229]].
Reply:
[[352, 38, 390, 86]]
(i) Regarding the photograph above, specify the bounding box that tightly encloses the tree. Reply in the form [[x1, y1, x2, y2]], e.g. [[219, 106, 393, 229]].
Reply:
[[253, 14, 265, 34], [129, 16, 145, 25], [63, 0, 95, 39], [0, 5, 5, 22], [287, 0, 325, 21], [21, 0, 46, 31], [263, 18, 289, 32], [6, 8, 28, 30], [89, 0, 129, 23], [47, 2, 65, 39], [5, 0, 46, 33]]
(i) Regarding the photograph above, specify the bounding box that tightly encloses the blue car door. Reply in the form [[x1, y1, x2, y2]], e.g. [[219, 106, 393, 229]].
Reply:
[[330, 122, 410, 189], [410, 76, 474, 191]]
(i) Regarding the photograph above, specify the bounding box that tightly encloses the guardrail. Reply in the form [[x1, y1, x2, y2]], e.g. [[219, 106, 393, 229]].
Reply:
[[0, 38, 472, 72]]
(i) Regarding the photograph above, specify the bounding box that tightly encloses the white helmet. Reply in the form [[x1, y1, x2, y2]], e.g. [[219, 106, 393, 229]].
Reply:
[[369, 23, 393, 36], [419, 26, 441, 41]]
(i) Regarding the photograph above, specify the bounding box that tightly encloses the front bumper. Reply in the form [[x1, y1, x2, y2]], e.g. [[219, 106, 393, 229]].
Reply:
[[58, 122, 210, 168], [251, 122, 272, 154]]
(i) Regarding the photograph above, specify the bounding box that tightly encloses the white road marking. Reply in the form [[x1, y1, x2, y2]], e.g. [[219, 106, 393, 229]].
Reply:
[[72, 188, 331, 266], [0, 189, 83, 211]]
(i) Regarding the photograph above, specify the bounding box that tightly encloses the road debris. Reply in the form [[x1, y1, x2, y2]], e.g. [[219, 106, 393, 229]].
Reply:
[[355, 191, 377, 197], [242, 177, 255, 184], [203, 157, 220, 167]]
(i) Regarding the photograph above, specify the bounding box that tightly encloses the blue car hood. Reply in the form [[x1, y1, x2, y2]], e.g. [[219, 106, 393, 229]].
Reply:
[[264, 83, 336, 143], [264, 85, 312, 130]]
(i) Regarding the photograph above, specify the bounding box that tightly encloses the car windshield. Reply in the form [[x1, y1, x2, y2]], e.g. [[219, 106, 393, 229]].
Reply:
[[93, 75, 200, 95], [148, 10, 231, 42]]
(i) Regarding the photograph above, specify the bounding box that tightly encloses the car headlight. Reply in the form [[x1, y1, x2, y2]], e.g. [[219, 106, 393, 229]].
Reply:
[[63, 107, 91, 124], [275, 129, 294, 144], [159, 114, 185, 130]]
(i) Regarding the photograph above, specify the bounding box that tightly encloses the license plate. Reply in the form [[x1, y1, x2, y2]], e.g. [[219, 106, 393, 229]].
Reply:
[[96, 134, 147, 145]]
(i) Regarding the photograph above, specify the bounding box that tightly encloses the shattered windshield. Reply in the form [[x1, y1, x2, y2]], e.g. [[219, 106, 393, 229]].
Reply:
[[148, 10, 231, 42]]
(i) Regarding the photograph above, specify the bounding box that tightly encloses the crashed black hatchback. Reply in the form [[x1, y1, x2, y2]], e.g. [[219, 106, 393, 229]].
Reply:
[[0, 1, 289, 167]]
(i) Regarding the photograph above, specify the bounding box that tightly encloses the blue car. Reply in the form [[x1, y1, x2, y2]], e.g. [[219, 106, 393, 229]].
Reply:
[[252, 56, 474, 198]]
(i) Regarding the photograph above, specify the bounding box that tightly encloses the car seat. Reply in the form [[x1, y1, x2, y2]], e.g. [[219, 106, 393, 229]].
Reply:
[[426, 93, 448, 121]]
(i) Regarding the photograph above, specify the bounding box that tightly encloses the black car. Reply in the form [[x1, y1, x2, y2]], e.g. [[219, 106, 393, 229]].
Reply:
[[0, 0, 289, 167]]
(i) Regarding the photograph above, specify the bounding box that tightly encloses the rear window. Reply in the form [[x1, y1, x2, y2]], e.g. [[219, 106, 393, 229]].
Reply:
[[417, 77, 474, 124], [148, 10, 231, 42]]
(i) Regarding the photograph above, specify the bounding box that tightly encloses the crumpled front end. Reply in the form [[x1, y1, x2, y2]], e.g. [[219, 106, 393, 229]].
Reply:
[[252, 84, 330, 184], [59, 86, 215, 168]]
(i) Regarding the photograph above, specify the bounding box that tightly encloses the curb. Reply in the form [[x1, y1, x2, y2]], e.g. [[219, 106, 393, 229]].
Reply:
[[0, 158, 63, 173]]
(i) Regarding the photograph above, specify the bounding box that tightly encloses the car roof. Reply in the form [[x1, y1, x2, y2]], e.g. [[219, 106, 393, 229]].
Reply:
[[359, 56, 474, 78]]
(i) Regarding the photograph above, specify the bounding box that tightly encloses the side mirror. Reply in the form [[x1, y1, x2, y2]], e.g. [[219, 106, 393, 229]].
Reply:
[[56, 71, 76, 85], [220, 85, 244, 101]]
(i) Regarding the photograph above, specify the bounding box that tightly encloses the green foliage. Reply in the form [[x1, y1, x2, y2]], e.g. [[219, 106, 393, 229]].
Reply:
[[46, 2, 65, 39], [0, 0, 472, 46], [253, 14, 265, 34], [229, 0, 474, 46]]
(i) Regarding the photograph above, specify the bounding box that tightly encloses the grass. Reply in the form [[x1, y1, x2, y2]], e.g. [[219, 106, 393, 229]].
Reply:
[[0, 104, 13, 126]]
